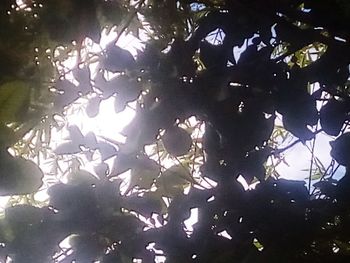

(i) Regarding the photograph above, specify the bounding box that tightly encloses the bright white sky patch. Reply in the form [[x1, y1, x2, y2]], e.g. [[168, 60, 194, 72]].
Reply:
[[184, 207, 198, 234], [64, 98, 136, 144]]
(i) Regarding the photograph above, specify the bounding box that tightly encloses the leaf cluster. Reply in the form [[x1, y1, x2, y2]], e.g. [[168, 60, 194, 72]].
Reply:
[[0, 0, 350, 262]]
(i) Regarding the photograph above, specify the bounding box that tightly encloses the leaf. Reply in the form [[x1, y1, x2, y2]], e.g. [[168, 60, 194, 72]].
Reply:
[[114, 95, 128, 113], [128, 158, 161, 191], [313, 181, 337, 197], [54, 141, 81, 155], [54, 92, 80, 110], [84, 13, 102, 44], [53, 80, 80, 109], [97, 141, 118, 161], [330, 132, 350, 166], [162, 126, 192, 156], [12, 157, 44, 195], [84, 132, 98, 149], [0, 151, 44, 196], [73, 66, 91, 86], [320, 98, 348, 136], [126, 16, 143, 39], [102, 44, 135, 72], [67, 125, 85, 144], [77, 82, 93, 96], [156, 165, 194, 197], [94, 162, 109, 178], [110, 153, 135, 177], [240, 147, 271, 182], [203, 123, 220, 154], [67, 169, 98, 185], [122, 193, 164, 216], [86, 96, 102, 118], [55, 79, 76, 93], [98, 75, 128, 99], [282, 114, 314, 141], [5, 205, 44, 228], [69, 234, 105, 262], [0, 81, 30, 122], [199, 40, 227, 70]]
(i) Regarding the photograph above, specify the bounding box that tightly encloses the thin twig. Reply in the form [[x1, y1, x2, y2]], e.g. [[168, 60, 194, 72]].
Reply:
[[308, 137, 316, 194], [310, 159, 335, 196], [191, 121, 203, 177]]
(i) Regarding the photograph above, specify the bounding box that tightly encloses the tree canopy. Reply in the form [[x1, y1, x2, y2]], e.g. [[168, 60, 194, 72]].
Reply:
[[0, 0, 350, 262]]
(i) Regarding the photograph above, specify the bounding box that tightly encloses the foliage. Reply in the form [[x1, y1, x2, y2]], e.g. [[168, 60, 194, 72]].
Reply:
[[0, 0, 350, 262]]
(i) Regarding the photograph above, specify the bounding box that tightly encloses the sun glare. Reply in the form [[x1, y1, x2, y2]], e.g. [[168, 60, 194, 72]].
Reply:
[[50, 28, 145, 159]]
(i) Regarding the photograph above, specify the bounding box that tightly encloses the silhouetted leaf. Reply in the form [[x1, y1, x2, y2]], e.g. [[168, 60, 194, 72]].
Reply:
[[0, 151, 43, 196], [73, 66, 91, 86], [94, 162, 109, 178], [84, 132, 98, 149], [156, 165, 194, 197], [67, 125, 85, 144], [128, 157, 160, 191], [67, 169, 98, 185], [54, 141, 81, 155], [320, 98, 349, 136], [54, 80, 80, 109], [162, 126, 192, 156], [330, 132, 350, 166], [283, 114, 314, 141], [98, 141, 118, 161], [86, 96, 102, 118], [199, 40, 226, 70], [102, 44, 135, 72]]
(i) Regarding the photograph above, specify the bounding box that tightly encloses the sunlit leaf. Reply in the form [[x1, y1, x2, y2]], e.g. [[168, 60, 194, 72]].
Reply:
[[156, 164, 194, 197]]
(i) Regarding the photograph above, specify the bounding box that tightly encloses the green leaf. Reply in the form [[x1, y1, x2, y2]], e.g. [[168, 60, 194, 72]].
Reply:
[[156, 164, 194, 197]]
